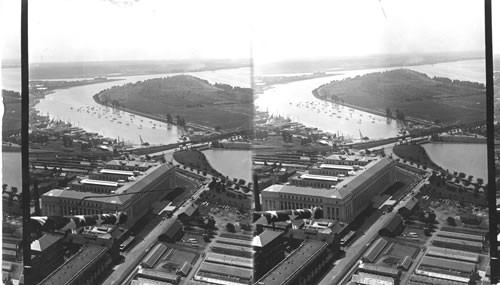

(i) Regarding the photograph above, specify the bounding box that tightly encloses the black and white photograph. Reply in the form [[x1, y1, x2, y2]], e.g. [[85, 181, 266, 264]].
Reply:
[[1, 0, 499, 284]]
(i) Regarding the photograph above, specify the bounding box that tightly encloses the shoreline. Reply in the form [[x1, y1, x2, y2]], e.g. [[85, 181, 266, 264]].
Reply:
[[311, 87, 439, 128]]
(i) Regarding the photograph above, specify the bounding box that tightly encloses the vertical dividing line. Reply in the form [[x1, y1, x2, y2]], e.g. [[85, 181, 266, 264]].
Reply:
[[484, 0, 499, 282], [21, 0, 31, 282]]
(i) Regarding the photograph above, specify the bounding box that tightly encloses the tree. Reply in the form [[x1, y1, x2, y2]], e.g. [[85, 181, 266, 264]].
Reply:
[[446, 216, 456, 226], [226, 223, 236, 232], [386, 107, 392, 118]]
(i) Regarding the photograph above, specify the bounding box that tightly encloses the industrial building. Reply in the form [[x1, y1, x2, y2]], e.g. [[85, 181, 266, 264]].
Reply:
[[39, 244, 112, 285], [261, 157, 395, 224], [362, 238, 389, 263], [425, 246, 480, 263], [193, 232, 254, 285], [41, 159, 176, 228], [378, 214, 404, 237], [255, 240, 333, 285], [431, 236, 483, 253], [351, 272, 395, 285], [253, 230, 285, 281]]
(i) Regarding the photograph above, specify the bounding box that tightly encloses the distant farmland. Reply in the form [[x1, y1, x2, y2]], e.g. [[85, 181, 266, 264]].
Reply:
[[316, 69, 486, 124]]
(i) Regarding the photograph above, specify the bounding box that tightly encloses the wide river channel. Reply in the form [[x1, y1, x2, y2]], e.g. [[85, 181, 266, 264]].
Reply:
[[1, 59, 487, 186]]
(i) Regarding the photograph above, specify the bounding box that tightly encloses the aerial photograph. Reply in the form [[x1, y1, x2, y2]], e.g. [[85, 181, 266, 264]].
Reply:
[[1, 0, 499, 284]]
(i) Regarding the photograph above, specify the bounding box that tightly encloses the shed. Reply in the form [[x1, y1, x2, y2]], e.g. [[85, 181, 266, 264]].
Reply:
[[378, 215, 403, 237]]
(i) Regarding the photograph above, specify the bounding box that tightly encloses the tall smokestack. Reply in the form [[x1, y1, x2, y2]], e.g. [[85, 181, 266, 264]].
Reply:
[[253, 174, 261, 211]]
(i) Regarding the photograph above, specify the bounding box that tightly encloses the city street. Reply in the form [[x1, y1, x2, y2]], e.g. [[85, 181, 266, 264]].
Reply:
[[318, 174, 428, 285], [101, 183, 207, 285]]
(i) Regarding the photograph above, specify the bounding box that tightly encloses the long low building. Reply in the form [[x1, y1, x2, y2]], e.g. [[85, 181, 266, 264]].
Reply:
[[204, 253, 253, 269], [436, 231, 485, 243], [425, 247, 479, 263], [351, 272, 395, 285], [194, 262, 253, 285], [362, 238, 389, 263], [261, 157, 395, 224], [408, 274, 469, 285], [255, 240, 333, 285], [420, 256, 475, 274], [431, 236, 483, 252]]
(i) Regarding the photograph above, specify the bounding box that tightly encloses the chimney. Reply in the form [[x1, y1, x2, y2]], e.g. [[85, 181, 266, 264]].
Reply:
[[253, 174, 261, 211]]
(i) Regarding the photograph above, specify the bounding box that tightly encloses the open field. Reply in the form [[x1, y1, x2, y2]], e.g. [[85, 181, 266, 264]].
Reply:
[[173, 149, 221, 176], [317, 69, 485, 124]]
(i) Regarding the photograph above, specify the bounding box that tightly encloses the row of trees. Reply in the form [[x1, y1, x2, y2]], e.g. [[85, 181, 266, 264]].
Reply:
[[386, 107, 406, 121], [165, 113, 187, 127]]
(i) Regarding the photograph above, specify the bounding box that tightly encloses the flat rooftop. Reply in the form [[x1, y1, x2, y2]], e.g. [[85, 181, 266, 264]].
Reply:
[[99, 169, 135, 176], [318, 164, 355, 170], [325, 154, 371, 162], [80, 179, 119, 187], [263, 158, 392, 199], [39, 244, 107, 285], [197, 262, 253, 280], [256, 240, 327, 285], [43, 163, 174, 205], [298, 174, 339, 182], [205, 253, 253, 269]]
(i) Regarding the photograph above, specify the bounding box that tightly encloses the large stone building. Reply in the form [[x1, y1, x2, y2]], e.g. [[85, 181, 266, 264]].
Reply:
[[41, 159, 176, 228], [261, 156, 395, 224]]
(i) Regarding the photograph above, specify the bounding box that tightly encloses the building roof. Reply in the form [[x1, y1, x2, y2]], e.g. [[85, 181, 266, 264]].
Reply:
[[436, 231, 485, 242], [400, 197, 418, 211], [80, 179, 119, 187], [31, 233, 63, 252], [263, 158, 393, 199], [432, 236, 483, 249], [205, 253, 253, 269], [380, 215, 403, 235], [162, 221, 182, 239], [351, 272, 395, 285], [325, 154, 370, 162], [398, 256, 412, 270], [99, 169, 135, 176], [211, 243, 254, 254], [363, 238, 388, 263], [138, 268, 179, 282], [256, 240, 327, 285], [39, 244, 108, 285], [179, 203, 198, 217], [252, 230, 282, 247], [142, 243, 168, 269], [420, 256, 475, 273], [43, 164, 174, 205], [198, 262, 253, 280], [426, 246, 479, 263], [358, 263, 400, 277], [215, 237, 252, 248], [299, 174, 339, 182], [318, 164, 354, 170], [409, 274, 467, 285]]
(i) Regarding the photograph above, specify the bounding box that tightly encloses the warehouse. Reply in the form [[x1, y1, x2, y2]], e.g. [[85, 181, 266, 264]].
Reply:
[[378, 215, 403, 237], [210, 243, 254, 258], [358, 263, 401, 278], [141, 243, 168, 269], [397, 256, 413, 271], [431, 236, 483, 252], [362, 238, 388, 263], [351, 272, 395, 285], [436, 231, 485, 243], [204, 253, 253, 269], [408, 274, 469, 285], [425, 246, 479, 263], [419, 256, 475, 274], [194, 262, 253, 285]]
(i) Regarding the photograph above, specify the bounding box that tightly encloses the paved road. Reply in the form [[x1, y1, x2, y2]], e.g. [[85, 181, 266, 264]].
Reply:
[[318, 176, 428, 285], [102, 183, 207, 285]]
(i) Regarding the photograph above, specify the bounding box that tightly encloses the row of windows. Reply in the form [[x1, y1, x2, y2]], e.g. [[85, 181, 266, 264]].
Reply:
[[280, 201, 317, 210], [73, 185, 116, 194], [293, 180, 336, 189], [280, 194, 322, 203]]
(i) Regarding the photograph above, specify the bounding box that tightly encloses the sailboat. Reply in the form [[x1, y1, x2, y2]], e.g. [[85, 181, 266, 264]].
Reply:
[[139, 135, 150, 146], [359, 129, 369, 141]]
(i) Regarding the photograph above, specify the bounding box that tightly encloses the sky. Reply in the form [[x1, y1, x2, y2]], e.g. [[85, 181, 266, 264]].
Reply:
[[0, 0, 499, 64]]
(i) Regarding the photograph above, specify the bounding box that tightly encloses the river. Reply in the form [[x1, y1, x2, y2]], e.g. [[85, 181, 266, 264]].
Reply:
[[202, 149, 253, 183], [422, 142, 487, 180], [2, 67, 250, 146], [254, 59, 485, 140]]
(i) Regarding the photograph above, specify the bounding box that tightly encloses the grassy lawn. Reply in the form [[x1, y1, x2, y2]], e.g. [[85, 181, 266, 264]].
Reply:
[[393, 144, 440, 169]]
